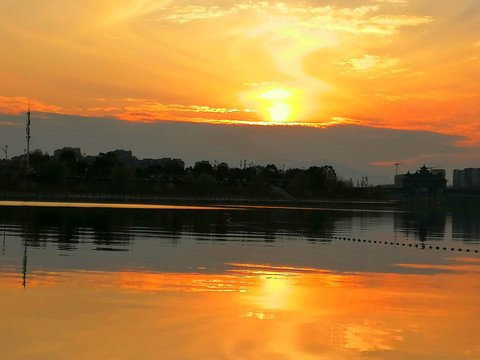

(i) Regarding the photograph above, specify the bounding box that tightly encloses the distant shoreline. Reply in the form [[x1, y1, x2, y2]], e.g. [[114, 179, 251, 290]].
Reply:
[[0, 191, 400, 208]]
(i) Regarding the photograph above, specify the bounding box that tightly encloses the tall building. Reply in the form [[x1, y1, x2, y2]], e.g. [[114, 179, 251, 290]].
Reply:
[[453, 168, 480, 189]]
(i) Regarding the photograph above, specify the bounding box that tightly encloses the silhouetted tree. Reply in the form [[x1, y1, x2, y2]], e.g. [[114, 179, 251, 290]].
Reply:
[[193, 161, 214, 176], [307, 165, 337, 194], [88, 152, 117, 179], [30, 149, 50, 173]]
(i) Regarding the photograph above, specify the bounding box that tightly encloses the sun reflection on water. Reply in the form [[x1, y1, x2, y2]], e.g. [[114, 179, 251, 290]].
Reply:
[[2, 259, 480, 359]]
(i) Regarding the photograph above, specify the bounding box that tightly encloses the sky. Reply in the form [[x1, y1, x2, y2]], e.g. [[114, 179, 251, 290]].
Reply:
[[1, 0, 479, 183]]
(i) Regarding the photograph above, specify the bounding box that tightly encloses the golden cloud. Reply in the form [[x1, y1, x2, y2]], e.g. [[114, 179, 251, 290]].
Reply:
[[0, 96, 61, 115], [155, 2, 432, 38], [371, 0, 409, 4]]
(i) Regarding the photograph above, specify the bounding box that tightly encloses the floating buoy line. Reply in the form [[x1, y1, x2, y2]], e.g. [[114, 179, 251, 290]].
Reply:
[[287, 232, 479, 254]]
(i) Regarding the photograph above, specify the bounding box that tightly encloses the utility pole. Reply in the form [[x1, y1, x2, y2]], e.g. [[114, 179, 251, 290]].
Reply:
[[395, 162, 399, 175], [22, 238, 28, 289], [1, 145, 7, 160], [26, 104, 31, 174]]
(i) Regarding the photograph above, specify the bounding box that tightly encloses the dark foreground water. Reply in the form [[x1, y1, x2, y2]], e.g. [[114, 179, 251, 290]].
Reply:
[[1, 202, 480, 359]]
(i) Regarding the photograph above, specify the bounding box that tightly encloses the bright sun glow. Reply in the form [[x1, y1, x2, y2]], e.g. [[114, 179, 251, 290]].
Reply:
[[260, 276, 292, 309], [267, 102, 293, 122], [258, 88, 292, 100], [257, 88, 294, 122]]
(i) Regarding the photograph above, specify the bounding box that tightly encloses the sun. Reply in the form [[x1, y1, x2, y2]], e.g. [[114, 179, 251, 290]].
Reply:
[[257, 87, 295, 123], [266, 102, 292, 122], [240, 85, 301, 124]]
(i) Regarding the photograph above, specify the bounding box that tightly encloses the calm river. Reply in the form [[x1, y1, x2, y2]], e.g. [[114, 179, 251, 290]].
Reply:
[[1, 202, 479, 359]]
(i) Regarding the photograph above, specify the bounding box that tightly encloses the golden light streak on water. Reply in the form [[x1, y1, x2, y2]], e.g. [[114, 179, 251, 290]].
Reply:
[[0, 201, 231, 211]]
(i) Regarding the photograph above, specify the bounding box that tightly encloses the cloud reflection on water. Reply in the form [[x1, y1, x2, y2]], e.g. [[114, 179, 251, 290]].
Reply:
[[1, 259, 480, 358]]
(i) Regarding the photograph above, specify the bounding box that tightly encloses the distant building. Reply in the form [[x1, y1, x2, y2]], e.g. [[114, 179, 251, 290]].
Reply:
[[453, 168, 480, 189], [432, 169, 446, 178], [397, 165, 447, 193], [169, 158, 184, 169], [141, 157, 185, 170], [394, 174, 407, 188], [194, 160, 211, 167]]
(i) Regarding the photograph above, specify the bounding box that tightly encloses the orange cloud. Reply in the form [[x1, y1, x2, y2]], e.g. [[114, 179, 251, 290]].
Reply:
[[0, 121, 22, 127], [370, 161, 399, 167], [0, 96, 61, 115], [114, 98, 253, 124]]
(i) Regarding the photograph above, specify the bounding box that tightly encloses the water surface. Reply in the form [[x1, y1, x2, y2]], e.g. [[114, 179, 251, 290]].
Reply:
[[1, 203, 479, 359]]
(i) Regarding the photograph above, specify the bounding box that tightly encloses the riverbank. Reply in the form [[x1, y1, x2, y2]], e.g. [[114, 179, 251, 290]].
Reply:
[[0, 191, 400, 208]]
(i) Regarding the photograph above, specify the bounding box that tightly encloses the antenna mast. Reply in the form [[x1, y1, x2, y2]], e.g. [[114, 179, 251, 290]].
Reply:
[[26, 103, 31, 174]]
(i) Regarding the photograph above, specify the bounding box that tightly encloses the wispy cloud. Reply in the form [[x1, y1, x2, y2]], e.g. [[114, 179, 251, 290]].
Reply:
[[243, 81, 279, 87], [87, 107, 122, 112], [0, 121, 22, 127], [369, 161, 399, 167], [0, 96, 249, 125], [121, 98, 242, 114], [298, 7, 431, 36], [156, 2, 432, 37], [329, 117, 363, 126], [371, 91, 479, 102], [370, 152, 477, 168], [0, 96, 61, 115], [337, 55, 400, 71], [94, 98, 251, 124], [159, 5, 240, 24], [336, 55, 406, 78], [371, 0, 409, 4]]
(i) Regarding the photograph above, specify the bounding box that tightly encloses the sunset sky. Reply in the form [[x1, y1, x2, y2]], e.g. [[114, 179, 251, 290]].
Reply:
[[1, 0, 479, 182]]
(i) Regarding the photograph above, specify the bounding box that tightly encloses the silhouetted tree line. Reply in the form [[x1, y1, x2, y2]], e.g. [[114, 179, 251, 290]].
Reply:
[[0, 147, 386, 199], [0, 205, 342, 251]]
